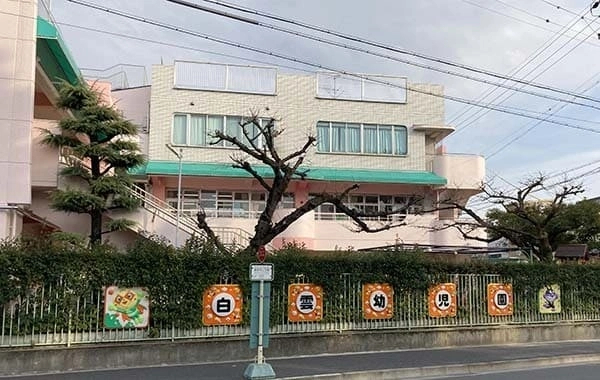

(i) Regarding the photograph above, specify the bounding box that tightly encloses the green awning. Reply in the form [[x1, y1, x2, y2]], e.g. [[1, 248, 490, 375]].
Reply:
[[36, 17, 80, 87], [133, 161, 447, 185]]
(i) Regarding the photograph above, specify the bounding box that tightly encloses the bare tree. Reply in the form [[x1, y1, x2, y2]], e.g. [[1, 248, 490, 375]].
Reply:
[[438, 176, 585, 262], [195, 114, 419, 255]]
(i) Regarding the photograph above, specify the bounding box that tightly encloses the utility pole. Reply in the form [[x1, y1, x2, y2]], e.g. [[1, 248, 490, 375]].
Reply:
[[166, 144, 183, 247]]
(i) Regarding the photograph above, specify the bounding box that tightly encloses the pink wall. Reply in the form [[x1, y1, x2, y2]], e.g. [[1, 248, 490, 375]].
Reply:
[[150, 175, 434, 200]]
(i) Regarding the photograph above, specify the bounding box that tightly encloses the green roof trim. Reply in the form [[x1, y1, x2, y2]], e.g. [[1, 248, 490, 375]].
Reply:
[[134, 161, 447, 185], [36, 17, 80, 86]]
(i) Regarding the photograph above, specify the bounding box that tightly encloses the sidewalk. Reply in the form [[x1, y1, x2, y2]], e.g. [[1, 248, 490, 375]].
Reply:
[[270, 340, 600, 379], [4, 340, 600, 379]]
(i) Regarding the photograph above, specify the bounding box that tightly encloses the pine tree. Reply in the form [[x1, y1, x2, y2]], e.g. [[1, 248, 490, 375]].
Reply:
[[40, 82, 145, 244]]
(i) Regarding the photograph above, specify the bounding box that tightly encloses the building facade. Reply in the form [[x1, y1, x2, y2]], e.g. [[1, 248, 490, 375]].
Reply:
[[0, 0, 83, 240], [121, 61, 485, 250]]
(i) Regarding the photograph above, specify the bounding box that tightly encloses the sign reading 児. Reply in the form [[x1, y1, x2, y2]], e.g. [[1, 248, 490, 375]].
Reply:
[[428, 283, 457, 318]]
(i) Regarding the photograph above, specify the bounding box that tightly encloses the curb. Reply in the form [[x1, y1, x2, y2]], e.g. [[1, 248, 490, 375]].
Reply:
[[279, 353, 600, 379]]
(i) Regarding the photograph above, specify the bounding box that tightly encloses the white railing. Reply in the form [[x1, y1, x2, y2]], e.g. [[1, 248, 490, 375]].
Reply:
[[2, 274, 596, 347], [128, 185, 253, 248], [57, 154, 254, 248]]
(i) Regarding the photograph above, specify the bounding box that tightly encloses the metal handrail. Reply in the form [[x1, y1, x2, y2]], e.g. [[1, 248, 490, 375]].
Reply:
[[128, 186, 253, 248], [58, 154, 254, 247]]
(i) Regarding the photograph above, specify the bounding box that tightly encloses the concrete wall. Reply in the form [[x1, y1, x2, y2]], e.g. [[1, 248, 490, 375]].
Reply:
[[111, 86, 151, 155], [433, 153, 485, 190], [2, 323, 600, 376], [0, 0, 37, 209], [31, 119, 59, 188]]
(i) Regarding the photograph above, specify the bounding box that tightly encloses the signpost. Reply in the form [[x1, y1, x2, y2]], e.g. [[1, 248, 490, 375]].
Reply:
[[244, 251, 276, 380]]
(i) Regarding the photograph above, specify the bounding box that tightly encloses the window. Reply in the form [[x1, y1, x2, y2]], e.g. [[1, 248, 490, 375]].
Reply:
[[316, 121, 407, 155], [172, 113, 270, 148], [311, 193, 422, 221], [166, 189, 294, 218]]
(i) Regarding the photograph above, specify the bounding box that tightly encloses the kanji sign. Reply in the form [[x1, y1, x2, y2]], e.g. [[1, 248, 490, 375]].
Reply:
[[202, 284, 243, 325], [428, 283, 457, 318], [487, 283, 513, 316], [288, 284, 323, 322], [362, 283, 394, 320], [539, 284, 561, 314]]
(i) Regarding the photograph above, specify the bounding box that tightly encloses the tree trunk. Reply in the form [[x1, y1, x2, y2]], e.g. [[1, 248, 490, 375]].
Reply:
[[90, 209, 102, 245], [538, 231, 554, 262], [90, 156, 102, 245]]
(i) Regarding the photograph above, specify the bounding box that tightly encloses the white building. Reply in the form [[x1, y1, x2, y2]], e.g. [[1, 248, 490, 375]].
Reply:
[[115, 61, 486, 250]]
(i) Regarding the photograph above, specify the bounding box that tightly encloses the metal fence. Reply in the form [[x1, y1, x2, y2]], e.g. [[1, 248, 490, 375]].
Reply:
[[2, 274, 599, 347]]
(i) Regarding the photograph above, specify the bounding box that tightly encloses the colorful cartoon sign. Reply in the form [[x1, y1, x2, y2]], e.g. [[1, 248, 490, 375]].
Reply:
[[288, 284, 323, 322], [428, 283, 457, 318], [539, 284, 561, 314], [487, 283, 513, 316], [103, 286, 150, 329], [362, 283, 393, 319], [202, 284, 243, 326]]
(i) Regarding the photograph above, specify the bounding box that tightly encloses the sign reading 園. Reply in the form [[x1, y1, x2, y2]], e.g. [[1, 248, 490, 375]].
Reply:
[[103, 286, 150, 329], [487, 283, 513, 316]]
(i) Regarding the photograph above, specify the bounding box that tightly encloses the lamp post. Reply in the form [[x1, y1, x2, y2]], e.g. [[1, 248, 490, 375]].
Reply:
[[166, 144, 183, 247]]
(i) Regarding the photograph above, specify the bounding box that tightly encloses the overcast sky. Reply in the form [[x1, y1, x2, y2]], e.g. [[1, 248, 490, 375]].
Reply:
[[44, 0, 600, 207]]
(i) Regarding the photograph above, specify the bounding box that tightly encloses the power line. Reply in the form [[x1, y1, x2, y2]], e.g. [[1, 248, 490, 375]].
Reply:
[[185, 0, 600, 104], [448, 20, 595, 140], [64, 0, 600, 135], [0, 9, 313, 74], [163, 0, 600, 112], [448, 3, 594, 133], [462, 0, 600, 47], [538, 0, 599, 35], [449, 7, 600, 138], [484, 67, 600, 159], [492, 0, 562, 25], [10, 8, 595, 129]]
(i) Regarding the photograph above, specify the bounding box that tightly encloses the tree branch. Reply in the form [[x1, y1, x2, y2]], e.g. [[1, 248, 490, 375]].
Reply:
[[231, 157, 272, 192], [196, 210, 229, 253]]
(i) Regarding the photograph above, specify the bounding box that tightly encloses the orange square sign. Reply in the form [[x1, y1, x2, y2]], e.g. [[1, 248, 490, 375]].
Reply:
[[487, 283, 513, 316], [362, 283, 394, 320], [288, 284, 323, 322], [202, 284, 243, 325], [428, 283, 457, 318]]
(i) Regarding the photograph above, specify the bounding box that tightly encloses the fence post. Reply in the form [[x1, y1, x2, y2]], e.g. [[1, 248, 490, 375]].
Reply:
[[67, 310, 72, 348]]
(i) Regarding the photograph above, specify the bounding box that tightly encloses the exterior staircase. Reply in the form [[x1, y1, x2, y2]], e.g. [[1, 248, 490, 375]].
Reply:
[[122, 185, 254, 249], [56, 154, 254, 249]]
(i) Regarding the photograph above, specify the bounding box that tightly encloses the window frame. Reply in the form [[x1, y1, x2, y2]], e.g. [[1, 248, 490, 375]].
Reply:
[[171, 113, 269, 148], [316, 121, 408, 156]]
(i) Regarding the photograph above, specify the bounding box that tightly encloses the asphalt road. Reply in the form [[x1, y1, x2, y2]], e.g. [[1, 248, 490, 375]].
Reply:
[[4, 340, 600, 379], [425, 363, 600, 379]]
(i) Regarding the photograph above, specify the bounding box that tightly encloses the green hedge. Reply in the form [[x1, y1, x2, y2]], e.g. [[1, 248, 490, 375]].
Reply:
[[2, 235, 600, 330]]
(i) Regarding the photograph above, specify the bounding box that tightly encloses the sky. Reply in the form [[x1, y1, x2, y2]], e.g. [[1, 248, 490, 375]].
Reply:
[[42, 0, 600, 210]]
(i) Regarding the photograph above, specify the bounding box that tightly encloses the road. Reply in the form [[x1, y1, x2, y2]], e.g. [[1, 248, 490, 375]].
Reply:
[[425, 363, 600, 379], [3, 340, 600, 379]]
